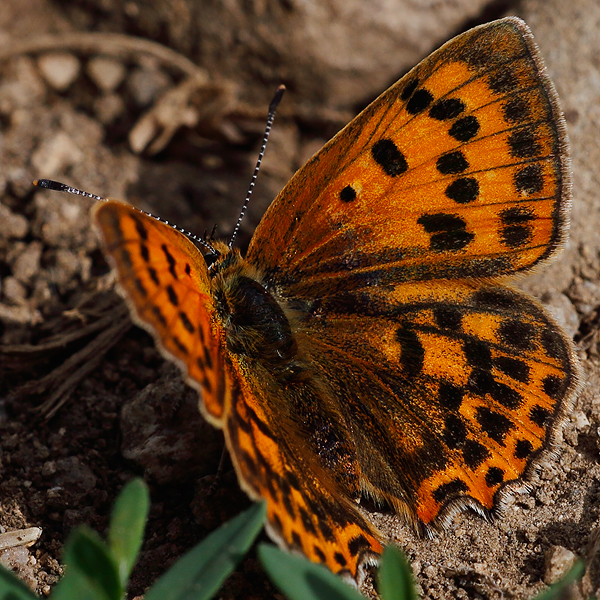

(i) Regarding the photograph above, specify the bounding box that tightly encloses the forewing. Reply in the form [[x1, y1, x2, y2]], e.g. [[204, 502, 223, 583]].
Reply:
[[298, 282, 580, 525], [247, 17, 569, 297], [93, 202, 229, 424]]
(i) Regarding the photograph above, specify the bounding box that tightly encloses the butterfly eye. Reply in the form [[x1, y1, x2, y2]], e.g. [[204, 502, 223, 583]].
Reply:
[[204, 252, 219, 268]]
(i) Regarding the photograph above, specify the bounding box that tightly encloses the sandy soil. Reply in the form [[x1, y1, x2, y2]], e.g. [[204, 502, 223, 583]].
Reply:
[[1, 0, 599, 598]]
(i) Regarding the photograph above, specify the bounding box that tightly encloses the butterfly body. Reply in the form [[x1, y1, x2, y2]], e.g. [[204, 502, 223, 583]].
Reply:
[[92, 16, 580, 584]]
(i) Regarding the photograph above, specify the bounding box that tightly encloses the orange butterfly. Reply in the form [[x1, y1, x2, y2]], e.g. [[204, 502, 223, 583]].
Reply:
[[41, 16, 581, 584]]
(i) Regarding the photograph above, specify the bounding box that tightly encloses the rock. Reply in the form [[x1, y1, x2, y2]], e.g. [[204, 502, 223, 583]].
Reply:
[[121, 369, 222, 484], [543, 545, 577, 584], [540, 291, 580, 338], [86, 57, 126, 93], [11, 241, 42, 284], [0, 204, 28, 239], [37, 52, 80, 92], [31, 131, 83, 177]]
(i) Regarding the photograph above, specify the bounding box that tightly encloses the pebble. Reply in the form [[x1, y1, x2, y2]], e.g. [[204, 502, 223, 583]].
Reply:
[[93, 93, 125, 124], [127, 65, 170, 106], [540, 291, 580, 338], [31, 131, 83, 176], [543, 545, 577, 584], [86, 56, 126, 92], [12, 241, 42, 284], [37, 52, 81, 91], [0, 204, 28, 239], [3, 277, 27, 304]]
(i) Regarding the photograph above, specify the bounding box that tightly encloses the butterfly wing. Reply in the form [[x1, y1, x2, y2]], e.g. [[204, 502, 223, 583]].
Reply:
[[296, 282, 580, 526], [247, 17, 569, 297], [222, 357, 383, 582], [93, 202, 229, 424]]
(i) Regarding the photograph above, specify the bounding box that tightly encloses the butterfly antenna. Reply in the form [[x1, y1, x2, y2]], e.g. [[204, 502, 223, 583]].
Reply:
[[33, 179, 218, 254], [228, 84, 286, 249]]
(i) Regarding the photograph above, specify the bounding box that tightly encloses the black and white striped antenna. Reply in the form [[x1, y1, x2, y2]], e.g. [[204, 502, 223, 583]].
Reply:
[[228, 84, 285, 249], [32, 179, 218, 254]]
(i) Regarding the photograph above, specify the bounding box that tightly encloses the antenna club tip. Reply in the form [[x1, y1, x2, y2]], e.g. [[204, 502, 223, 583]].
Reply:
[[269, 85, 286, 113]]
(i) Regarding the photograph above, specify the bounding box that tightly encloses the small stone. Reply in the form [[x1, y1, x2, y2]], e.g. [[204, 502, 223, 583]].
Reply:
[[41, 461, 56, 477], [37, 52, 81, 91], [12, 242, 42, 284], [86, 56, 126, 92], [0, 546, 37, 589], [31, 131, 83, 177], [570, 410, 590, 431], [127, 65, 170, 106], [0, 204, 28, 239], [540, 291, 580, 338], [543, 545, 577, 584], [93, 93, 125, 124], [3, 277, 27, 304]]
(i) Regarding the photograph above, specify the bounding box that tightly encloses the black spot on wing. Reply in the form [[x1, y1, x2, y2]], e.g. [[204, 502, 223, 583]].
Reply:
[[494, 356, 530, 384], [132, 215, 148, 240], [463, 439, 490, 469], [476, 407, 513, 445], [396, 326, 424, 373], [433, 306, 463, 331], [485, 467, 504, 487], [489, 68, 519, 94], [500, 206, 535, 249], [497, 319, 535, 351], [445, 177, 479, 204], [340, 185, 357, 202], [348, 534, 370, 557], [372, 139, 408, 177], [148, 267, 160, 286], [443, 415, 467, 449], [449, 116, 480, 142], [166, 284, 179, 307], [514, 439, 533, 460], [161, 243, 178, 279], [503, 96, 530, 123], [432, 478, 468, 504], [543, 375, 566, 400], [508, 128, 542, 158], [417, 213, 474, 251], [429, 98, 465, 120], [406, 89, 433, 114], [438, 381, 464, 411], [514, 164, 544, 195], [436, 151, 469, 175]]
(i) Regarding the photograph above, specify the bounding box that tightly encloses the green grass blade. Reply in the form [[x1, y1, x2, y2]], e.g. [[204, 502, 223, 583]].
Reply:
[[145, 501, 266, 600], [0, 563, 38, 600], [533, 561, 585, 600], [52, 526, 122, 600], [108, 478, 149, 587], [377, 545, 418, 600], [259, 544, 364, 600]]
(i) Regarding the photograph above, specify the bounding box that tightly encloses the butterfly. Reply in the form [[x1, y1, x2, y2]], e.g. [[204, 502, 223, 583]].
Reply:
[[74, 16, 581, 585]]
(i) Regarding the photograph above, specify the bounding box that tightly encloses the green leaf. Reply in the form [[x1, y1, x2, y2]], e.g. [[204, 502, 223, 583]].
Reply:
[[533, 561, 585, 600], [259, 544, 364, 600], [52, 526, 122, 600], [0, 563, 38, 600], [108, 478, 149, 587], [377, 546, 418, 600], [145, 501, 266, 600]]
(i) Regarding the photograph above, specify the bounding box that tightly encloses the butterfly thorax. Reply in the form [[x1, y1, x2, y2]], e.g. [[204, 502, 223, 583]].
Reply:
[[209, 242, 298, 366]]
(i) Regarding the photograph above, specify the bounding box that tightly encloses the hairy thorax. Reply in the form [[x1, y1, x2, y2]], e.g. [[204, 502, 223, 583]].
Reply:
[[209, 242, 299, 367]]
